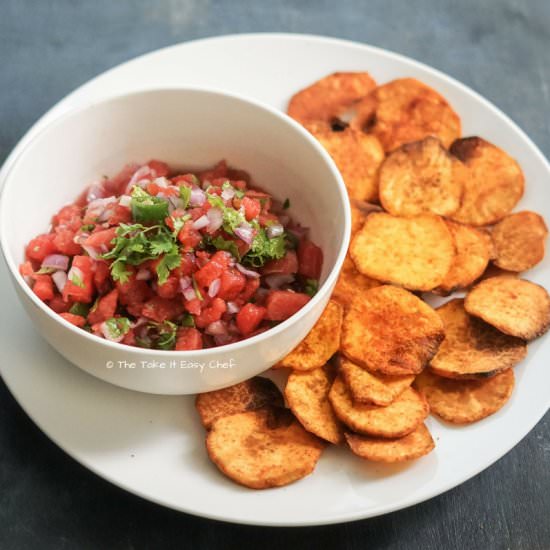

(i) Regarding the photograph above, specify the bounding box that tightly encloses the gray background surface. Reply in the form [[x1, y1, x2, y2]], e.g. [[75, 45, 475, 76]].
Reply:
[[1, 1, 549, 548]]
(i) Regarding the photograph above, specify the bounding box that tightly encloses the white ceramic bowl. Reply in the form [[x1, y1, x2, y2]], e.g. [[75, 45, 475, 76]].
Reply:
[[0, 88, 350, 394]]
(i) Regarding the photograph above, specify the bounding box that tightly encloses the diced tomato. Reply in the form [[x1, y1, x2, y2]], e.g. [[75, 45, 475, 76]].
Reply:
[[93, 261, 111, 294], [116, 274, 153, 307], [236, 303, 266, 335], [261, 250, 298, 275], [265, 290, 310, 321], [107, 204, 132, 225], [193, 251, 231, 288], [84, 227, 117, 249], [48, 294, 71, 313], [184, 298, 202, 316], [177, 220, 202, 251], [63, 256, 95, 303], [32, 274, 55, 301], [179, 253, 196, 276], [172, 174, 198, 186], [53, 229, 82, 256], [122, 329, 136, 346], [87, 289, 118, 325], [141, 297, 183, 322], [238, 277, 260, 303], [102, 163, 140, 196], [241, 196, 261, 221], [156, 274, 180, 299], [146, 182, 162, 196], [195, 297, 227, 328], [59, 312, 87, 327], [217, 268, 246, 301], [26, 234, 58, 262], [297, 240, 323, 280], [147, 160, 170, 177], [199, 160, 227, 182], [259, 213, 279, 226], [175, 327, 203, 350], [19, 261, 34, 279], [52, 204, 82, 230]]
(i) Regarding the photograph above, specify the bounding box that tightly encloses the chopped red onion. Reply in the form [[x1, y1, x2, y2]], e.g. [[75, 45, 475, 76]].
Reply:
[[189, 187, 206, 206], [100, 321, 125, 343], [208, 278, 221, 297], [213, 334, 235, 346], [136, 268, 152, 281], [67, 266, 84, 286], [131, 316, 149, 329], [73, 232, 90, 245], [82, 245, 101, 260], [221, 187, 235, 201], [86, 181, 106, 203], [154, 177, 170, 188], [287, 224, 309, 240], [192, 215, 209, 230], [119, 194, 132, 207], [265, 273, 295, 289], [226, 301, 240, 314], [52, 271, 68, 293], [126, 165, 153, 193], [234, 223, 255, 245], [206, 207, 223, 233], [86, 196, 117, 222], [167, 195, 183, 213], [266, 223, 284, 239], [183, 287, 197, 301], [205, 320, 227, 336], [236, 263, 260, 278], [41, 254, 69, 271], [179, 276, 192, 292]]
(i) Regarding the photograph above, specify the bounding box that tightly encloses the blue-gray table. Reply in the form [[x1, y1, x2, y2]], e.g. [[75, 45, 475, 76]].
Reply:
[[1, 1, 549, 548]]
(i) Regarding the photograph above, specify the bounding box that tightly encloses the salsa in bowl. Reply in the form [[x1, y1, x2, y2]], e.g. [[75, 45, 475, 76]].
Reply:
[[0, 88, 349, 394]]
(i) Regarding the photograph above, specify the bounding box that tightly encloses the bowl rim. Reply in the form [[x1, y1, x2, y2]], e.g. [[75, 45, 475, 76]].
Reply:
[[0, 86, 351, 356]]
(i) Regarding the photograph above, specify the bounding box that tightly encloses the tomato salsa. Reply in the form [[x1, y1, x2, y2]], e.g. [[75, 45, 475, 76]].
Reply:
[[20, 160, 323, 350]]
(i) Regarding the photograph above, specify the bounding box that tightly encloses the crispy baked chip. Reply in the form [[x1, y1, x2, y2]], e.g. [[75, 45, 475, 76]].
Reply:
[[436, 220, 493, 294], [350, 199, 382, 236], [379, 137, 463, 217], [479, 264, 518, 282], [206, 408, 324, 489], [287, 71, 377, 126], [305, 123, 384, 202], [345, 423, 434, 462], [414, 368, 515, 424], [329, 377, 429, 437], [450, 137, 525, 226], [285, 365, 344, 444], [350, 212, 455, 291], [341, 285, 444, 375], [332, 255, 380, 309], [430, 299, 527, 379], [465, 277, 550, 340], [195, 377, 283, 429], [339, 357, 415, 406], [492, 211, 548, 272], [278, 300, 343, 370], [350, 78, 461, 152]]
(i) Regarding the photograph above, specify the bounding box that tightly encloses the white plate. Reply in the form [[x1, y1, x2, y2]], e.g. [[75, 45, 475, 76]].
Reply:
[[1, 34, 549, 527]]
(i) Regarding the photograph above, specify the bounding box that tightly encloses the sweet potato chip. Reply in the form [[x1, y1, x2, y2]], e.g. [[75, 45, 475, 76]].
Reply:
[[278, 300, 343, 370], [285, 365, 344, 444], [465, 277, 550, 340], [329, 377, 429, 437], [350, 199, 382, 236], [350, 78, 461, 152], [339, 357, 415, 406], [287, 71, 377, 126], [379, 137, 463, 217], [195, 377, 283, 429], [305, 123, 384, 202], [436, 220, 493, 294], [450, 137, 524, 226], [206, 408, 324, 489], [414, 368, 515, 424], [331, 255, 380, 310], [430, 299, 527, 379], [492, 211, 548, 272], [345, 423, 435, 462], [350, 212, 455, 291], [341, 285, 444, 375]]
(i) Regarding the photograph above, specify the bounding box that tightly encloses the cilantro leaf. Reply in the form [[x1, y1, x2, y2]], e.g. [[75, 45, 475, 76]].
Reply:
[[130, 186, 169, 223], [156, 244, 181, 285], [243, 228, 287, 267], [283, 198, 290, 209], [209, 235, 241, 260], [207, 193, 246, 234], [304, 278, 319, 297], [104, 317, 131, 340], [179, 186, 191, 209]]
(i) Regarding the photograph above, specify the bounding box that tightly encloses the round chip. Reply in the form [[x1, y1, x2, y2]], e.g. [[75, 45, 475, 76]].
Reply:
[[350, 212, 455, 291], [436, 220, 493, 294], [414, 368, 515, 424], [341, 285, 445, 375], [379, 137, 463, 217], [278, 300, 343, 371], [492, 211, 548, 272], [328, 377, 429, 438], [195, 377, 283, 429], [306, 123, 384, 202], [465, 277, 550, 340], [285, 365, 344, 444], [206, 408, 324, 489], [339, 357, 415, 406], [287, 71, 377, 126], [331, 255, 380, 310], [450, 137, 525, 226], [430, 299, 527, 379], [345, 423, 435, 462], [350, 78, 461, 152], [350, 199, 382, 236]]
